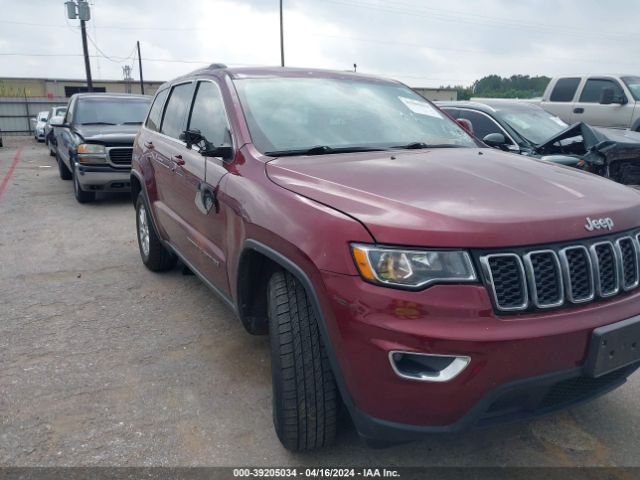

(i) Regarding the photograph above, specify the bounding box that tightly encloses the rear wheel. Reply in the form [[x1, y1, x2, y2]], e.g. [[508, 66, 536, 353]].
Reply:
[[72, 165, 95, 203], [135, 192, 177, 271], [268, 270, 338, 451]]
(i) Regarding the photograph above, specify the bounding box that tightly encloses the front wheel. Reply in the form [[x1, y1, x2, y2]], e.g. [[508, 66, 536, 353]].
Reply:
[[73, 166, 95, 203], [56, 151, 72, 180], [135, 192, 177, 271], [268, 270, 338, 451]]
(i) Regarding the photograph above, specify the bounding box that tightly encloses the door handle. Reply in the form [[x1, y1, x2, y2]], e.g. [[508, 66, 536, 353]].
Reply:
[[173, 155, 185, 166], [573, 107, 584, 114], [144, 141, 154, 149]]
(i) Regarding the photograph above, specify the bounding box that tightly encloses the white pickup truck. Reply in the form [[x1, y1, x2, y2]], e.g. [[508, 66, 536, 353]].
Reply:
[[539, 75, 640, 131]]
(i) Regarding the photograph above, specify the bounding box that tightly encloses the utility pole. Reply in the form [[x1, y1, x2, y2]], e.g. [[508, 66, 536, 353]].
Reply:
[[279, 0, 285, 67], [137, 41, 145, 94], [66, 1, 93, 92]]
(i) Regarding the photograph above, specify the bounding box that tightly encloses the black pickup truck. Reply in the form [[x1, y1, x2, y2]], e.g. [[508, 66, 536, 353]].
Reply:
[[51, 93, 151, 203]]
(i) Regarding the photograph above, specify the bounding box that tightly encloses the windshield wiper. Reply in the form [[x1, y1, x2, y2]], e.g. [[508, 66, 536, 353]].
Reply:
[[123, 121, 143, 125], [393, 142, 463, 150], [265, 145, 389, 157], [80, 122, 116, 125]]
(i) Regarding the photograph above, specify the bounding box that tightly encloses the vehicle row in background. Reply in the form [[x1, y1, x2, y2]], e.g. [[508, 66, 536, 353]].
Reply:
[[537, 74, 640, 130], [50, 93, 150, 203], [44, 105, 67, 156], [33, 111, 49, 142], [439, 99, 640, 188]]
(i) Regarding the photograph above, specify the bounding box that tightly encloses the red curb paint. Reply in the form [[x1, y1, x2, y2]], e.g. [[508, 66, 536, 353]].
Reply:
[[0, 147, 23, 200]]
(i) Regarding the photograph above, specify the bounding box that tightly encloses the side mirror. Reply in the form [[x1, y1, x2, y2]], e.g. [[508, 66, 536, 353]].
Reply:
[[180, 129, 234, 161], [180, 128, 205, 148], [49, 116, 65, 127], [201, 144, 234, 161], [456, 118, 474, 134], [483, 132, 509, 150]]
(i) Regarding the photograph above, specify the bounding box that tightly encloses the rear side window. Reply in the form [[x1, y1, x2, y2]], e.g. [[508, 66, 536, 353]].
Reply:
[[187, 81, 230, 146], [579, 78, 625, 103], [146, 88, 169, 132], [161, 83, 194, 139], [549, 78, 580, 102]]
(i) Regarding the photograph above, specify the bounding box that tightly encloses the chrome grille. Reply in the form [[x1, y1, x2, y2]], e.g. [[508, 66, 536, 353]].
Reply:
[[108, 147, 133, 166], [479, 231, 640, 313]]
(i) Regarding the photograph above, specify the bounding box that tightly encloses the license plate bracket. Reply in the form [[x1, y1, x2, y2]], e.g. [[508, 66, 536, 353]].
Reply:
[[585, 315, 640, 378]]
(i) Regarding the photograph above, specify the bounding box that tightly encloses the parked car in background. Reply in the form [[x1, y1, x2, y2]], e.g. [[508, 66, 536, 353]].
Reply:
[[439, 99, 640, 187], [132, 65, 640, 451], [538, 75, 640, 130], [44, 105, 67, 156], [34, 111, 49, 142], [51, 93, 151, 203]]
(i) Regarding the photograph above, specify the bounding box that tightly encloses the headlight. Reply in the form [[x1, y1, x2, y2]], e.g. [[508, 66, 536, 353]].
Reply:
[[77, 144, 107, 163], [351, 244, 477, 289]]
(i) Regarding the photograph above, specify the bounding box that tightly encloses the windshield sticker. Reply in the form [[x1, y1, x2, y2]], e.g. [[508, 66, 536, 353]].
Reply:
[[399, 96, 442, 118]]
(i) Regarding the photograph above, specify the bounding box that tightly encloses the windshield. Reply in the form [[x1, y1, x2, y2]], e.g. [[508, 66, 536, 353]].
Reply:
[[75, 98, 150, 125], [234, 77, 477, 154], [622, 76, 640, 101], [499, 107, 568, 144]]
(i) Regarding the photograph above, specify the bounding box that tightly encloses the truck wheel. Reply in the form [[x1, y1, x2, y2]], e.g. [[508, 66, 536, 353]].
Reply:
[[135, 192, 177, 271], [72, 166, 95, 203], [268, 270, 338, 451], [47, 135, 55, 156], [56, 151, 72, 180]]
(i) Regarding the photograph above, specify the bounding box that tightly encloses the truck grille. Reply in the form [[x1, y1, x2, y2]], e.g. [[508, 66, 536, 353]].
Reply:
[[479, 232, 640, 312], [108, 147, 133, 167]]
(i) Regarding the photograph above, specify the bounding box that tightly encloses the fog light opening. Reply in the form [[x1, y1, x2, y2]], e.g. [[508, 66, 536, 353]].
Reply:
[[389, 351, 470, 382]]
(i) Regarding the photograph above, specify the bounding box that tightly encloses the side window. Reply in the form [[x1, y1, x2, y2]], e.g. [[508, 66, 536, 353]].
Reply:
[[461, 110, 508, 142], [579, 78, 625, 103], [160, 83, 194, 139], [145, 88, 169, 132], [187, 81, 230, 146], [549, 78, 581, 102]]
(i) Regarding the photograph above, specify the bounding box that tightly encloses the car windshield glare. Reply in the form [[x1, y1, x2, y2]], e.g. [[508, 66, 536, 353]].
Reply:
[[234, 77, 477, 154], [500, 107, 568, 144], [622, 76, 640, 102], [75, 98, 151, 125]]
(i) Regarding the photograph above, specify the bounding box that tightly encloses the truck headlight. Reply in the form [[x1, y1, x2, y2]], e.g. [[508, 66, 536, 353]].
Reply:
[[351, 244, 477, 289], [77, 144, 106, 164]]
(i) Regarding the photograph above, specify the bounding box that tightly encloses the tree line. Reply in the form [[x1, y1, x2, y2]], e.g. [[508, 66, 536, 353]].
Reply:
[[442, 74, 551, 100]]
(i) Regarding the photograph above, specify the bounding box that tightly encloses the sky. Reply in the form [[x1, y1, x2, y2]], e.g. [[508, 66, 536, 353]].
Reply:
[[0, 0, 638, 88]]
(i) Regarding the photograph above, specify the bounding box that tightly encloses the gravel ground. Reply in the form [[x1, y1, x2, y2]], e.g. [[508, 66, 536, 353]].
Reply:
[[1, 136, 639, 468]]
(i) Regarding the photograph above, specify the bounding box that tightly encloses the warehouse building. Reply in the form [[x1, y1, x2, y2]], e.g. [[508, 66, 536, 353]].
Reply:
[[0, 77, 163, 98]]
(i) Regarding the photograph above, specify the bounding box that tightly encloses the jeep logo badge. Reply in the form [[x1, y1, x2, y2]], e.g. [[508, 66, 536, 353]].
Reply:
[[585, 217, 614, 231]]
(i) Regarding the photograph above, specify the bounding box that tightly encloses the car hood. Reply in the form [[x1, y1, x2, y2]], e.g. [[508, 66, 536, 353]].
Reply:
[[266, 148, 640, 248], [537, 122, 640, 166], [73, 124, 140, 145]]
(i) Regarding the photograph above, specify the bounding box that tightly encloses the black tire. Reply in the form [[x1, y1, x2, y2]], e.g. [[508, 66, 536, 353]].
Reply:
[[47, 135, 55, 156], [135, 192, 177, 272], [72, 165, 95, 203], [56, 151, 72, 180], [268, 270, 338, 451]]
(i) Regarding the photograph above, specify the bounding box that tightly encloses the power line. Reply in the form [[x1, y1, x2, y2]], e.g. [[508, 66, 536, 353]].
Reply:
[[306, 32, 640, 68], [321, 0, 636, 43]]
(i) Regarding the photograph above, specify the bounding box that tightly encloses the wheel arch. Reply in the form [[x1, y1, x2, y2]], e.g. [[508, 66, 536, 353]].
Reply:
[[236, 239, 355, 409]]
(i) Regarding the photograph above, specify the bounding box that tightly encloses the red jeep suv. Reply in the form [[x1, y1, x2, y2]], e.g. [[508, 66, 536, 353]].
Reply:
[[131, 65, 640, 451]]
